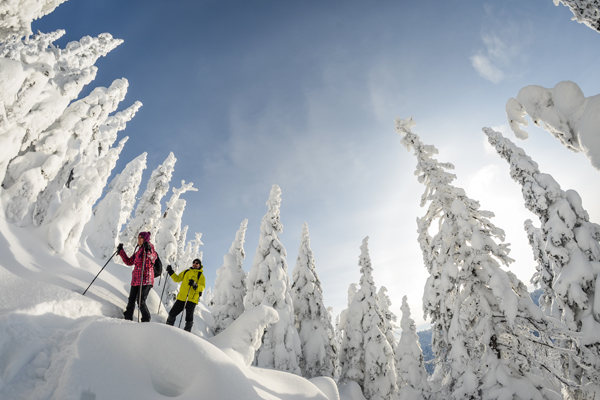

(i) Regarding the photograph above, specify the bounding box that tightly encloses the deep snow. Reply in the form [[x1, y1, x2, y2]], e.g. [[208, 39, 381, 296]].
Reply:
[[0, 211, 349, 399]]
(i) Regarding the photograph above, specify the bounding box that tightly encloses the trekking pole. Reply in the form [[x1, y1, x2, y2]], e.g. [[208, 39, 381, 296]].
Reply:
[[178, 285, 193, 329], [82, 249, 119, 296], [157, 270, 170, 314], [138, 249, 147, 323]]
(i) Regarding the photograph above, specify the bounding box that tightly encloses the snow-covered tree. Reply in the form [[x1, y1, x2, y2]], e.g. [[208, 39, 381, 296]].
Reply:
[[243, 184, 302, 375], [485, 126, 600, 398], [45, 136, 127, 253], [176, 225, 188, 266], [0, 0, 67, 42], [212, 219, 248, 335], [1, 79, 136, 226], [120, 152, 176, 252], [87, 152, 147, 259], [0, 31, 122, 184], [203, 287, 213, 306], [378, 287, 398, 354], [291, 222, 338, 379], [554, 0, 600, 32], [154, 180, 197, 264], [395, 296, 430, 400], [339, 236, 396, 400], [396, 117, 566, 400], [525, 219, 555, 318], [506, 81, 600, 171]]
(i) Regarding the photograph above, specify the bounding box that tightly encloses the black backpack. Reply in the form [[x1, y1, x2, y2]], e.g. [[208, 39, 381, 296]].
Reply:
[[154, 255, 163, 277]]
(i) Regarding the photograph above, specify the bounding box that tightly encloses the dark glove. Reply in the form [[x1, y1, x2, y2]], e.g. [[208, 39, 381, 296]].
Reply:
[[143, 242, 151, 252], [117, 243, 124, 252], [166, 265, 174, 276], [189, 279, 198, 290]]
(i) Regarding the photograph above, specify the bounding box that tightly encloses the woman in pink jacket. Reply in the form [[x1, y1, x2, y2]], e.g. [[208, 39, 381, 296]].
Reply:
[[117, 231, 157, 322]]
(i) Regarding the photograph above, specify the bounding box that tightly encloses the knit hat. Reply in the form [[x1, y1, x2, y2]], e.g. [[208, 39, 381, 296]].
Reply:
[[138, 232, 151, 242]]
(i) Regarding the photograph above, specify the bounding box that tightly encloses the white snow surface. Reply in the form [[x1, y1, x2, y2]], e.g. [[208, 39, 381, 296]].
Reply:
[[0, 209, 342, 400]]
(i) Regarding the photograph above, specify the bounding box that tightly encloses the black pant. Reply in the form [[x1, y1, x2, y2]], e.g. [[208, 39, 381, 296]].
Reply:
[[124, 285, 152, 322], [167, 300, 196, 324]]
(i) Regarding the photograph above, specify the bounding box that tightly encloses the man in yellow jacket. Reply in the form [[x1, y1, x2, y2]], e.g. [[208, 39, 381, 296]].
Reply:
[[165, 258, 206, 332]]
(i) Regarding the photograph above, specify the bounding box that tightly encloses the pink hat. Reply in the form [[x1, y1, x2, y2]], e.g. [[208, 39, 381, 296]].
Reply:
[[138, 232, 151, 242]]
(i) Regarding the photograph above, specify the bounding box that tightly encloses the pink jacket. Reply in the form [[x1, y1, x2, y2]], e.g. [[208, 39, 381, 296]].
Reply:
[[119, 244, 157, 286]]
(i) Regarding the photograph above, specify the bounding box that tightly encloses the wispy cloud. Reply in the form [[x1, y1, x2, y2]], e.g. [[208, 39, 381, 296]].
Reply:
[[470, 6, 527, 84], [470, 51, 505, 84]]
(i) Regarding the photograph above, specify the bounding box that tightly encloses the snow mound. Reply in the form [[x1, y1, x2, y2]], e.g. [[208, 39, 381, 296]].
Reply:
[[52, 320, 264, 400], [208, 304, 279, 367]]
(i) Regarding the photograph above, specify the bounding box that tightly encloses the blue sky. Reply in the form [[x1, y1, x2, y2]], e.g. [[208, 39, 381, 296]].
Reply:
[[34, 0, 600, 328]]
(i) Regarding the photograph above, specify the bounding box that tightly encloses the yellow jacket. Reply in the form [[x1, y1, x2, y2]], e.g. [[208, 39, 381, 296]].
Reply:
[[170, 268, 205, 304]]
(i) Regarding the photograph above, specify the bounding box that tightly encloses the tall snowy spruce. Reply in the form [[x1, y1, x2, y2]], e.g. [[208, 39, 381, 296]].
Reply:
[[484, 127, 600, 398], [120, 152, 176, 252], [395, 296, 430, 400], [396, 117, 566, 400], [87, 153, 147, 259], [243, 184, 302, 375], [154, 180, 197, 264], [212, 219, 248, 335], [0, 30, 123, 188], [377, 287, 399, 355], [291, 222, 338, 379], [339, 236, 396, 400]]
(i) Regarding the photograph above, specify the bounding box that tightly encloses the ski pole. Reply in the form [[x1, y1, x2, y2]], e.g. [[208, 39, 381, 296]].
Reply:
[[157, 269, 170, 314], [138, 249, 146, 323], [82, 249, 119, 296], [178, 285, 193, 329]]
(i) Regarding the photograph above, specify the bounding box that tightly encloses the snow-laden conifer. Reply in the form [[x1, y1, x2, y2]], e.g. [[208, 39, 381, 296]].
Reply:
[[395, 296, 430, 400], [505, 81, 600, 171], [46, 137, 127, 253], [176, 225, 188, 267], [212, 219, 248, 335], [554, 0, 600, 32], [0, 0, 67, 41], [525, 220, 555, 318], [120, 152, 176, 252], [154, 181, 197, 264], [291, 222, 338, 379], [0, 31, 122, 184], [339, 237, 396, 400], [378, 286, 398, 354], [396, 117, 566, 400], [203, 287, 213, 306], [243, 184, 302, 375], [87, 153, 147, 259], [485, 126, 600, 398], [2, 80, 135, 225]]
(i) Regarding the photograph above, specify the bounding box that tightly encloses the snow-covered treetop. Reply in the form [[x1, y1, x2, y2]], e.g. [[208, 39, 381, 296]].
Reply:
[[292, 222, 325, 308], [506, 80, 600, 171], [0, 0, 68, 42], [164, 180, 197, 216], [358, 236, 377, 296], [554, 0, 600, 32], [120, 152, 176, 249], [210, 219, 248, 335]]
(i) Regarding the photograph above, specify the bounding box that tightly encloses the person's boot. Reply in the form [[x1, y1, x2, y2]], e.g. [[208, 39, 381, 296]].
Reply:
[[123, 306, 134, 321], [184, 321, 193, 332], [166, 315, 176, 326]]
